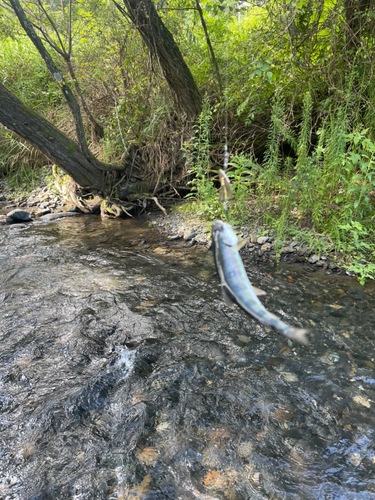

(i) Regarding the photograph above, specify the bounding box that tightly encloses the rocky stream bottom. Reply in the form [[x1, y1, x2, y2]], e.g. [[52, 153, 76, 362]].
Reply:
[[1, 209, 375, 500]]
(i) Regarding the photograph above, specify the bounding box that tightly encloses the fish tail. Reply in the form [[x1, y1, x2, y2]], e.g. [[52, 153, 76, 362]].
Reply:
[[254, 310, 309, 345], [282, 327, 309, 345]]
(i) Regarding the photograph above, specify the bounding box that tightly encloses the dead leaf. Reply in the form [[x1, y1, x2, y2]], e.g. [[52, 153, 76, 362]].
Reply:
[[199, 326, 209, 331], [135, 447, 159, 466], [121, 474, 151, 500], [278, 346, 291, 356], [131, 394, 149, 405], [156, 422, 170, 433], [273, 405, 294, 422], [153, 247, 168, 255], [256, 431, 265, 441], [287, 275, 294, 283], [209, 428, 232, 442], [329, 304, 343, 310], [352, 395, 371, 408], [203, 469, 237, 489], [365, 360, 375, 369], [203, 471, 222, 488]]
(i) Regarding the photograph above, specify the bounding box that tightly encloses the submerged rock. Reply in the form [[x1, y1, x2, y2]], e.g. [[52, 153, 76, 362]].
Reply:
[[40, 212, 81, 221]]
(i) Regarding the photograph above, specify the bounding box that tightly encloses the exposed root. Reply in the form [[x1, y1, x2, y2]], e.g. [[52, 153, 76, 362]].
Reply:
[[52, 165, 170, 218]]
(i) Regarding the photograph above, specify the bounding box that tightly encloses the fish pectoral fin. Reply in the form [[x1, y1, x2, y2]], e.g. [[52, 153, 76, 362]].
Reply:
[[235, 239, 249, 252], [222, 285, 236, 308], [252, 286, 266, 296]]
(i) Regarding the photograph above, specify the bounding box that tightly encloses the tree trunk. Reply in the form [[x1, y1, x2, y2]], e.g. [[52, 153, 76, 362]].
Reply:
[[121, 0, 202, 121], [0, 82, 106, 190]]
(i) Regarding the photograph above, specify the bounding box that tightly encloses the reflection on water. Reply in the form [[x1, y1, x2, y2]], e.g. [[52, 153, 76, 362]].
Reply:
[[1, 215, 375, 499]]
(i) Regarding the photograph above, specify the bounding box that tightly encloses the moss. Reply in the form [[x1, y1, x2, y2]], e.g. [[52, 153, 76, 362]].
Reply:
[[67, 143, 76, 153]]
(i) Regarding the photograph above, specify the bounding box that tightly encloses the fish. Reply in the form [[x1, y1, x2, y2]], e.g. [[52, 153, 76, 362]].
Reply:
[[211, 220, 309, 345]]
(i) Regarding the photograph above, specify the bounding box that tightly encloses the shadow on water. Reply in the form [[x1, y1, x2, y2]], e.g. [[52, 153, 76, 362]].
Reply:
[[1, 215, 375, 499]]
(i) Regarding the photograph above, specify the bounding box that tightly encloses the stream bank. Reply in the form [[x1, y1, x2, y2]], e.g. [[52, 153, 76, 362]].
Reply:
[[0, 179, 362, 280]]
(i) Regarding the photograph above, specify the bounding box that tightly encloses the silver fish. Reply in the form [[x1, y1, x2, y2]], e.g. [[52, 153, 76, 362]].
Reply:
[[212, 220, 309, 345]]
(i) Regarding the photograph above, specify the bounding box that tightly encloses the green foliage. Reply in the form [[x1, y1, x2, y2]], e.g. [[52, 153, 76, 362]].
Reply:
[[2, 0, 375, 283], [182, 95, 222, 219], [0, 39, 57, 111]]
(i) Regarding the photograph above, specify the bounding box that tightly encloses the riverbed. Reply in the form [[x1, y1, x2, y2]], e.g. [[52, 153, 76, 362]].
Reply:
[[1, 215, 375, 499]]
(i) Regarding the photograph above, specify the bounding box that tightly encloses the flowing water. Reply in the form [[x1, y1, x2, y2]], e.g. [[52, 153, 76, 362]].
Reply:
[[1, 215, 375, 500]]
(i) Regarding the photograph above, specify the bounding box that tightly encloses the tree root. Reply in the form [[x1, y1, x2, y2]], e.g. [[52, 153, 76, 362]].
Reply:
[[52, 165, 169, 219]]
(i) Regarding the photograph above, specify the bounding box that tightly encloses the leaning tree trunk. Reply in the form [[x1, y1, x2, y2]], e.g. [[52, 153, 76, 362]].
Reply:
[[121, 0, 202, 121], [0, 83, 106, 190]]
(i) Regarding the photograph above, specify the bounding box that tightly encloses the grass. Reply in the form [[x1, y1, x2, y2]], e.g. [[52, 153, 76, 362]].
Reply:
[[179, 84, 375, 285]]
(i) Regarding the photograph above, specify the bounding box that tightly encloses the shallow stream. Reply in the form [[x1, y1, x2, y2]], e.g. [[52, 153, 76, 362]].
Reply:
[[1, 215, 375, 499]]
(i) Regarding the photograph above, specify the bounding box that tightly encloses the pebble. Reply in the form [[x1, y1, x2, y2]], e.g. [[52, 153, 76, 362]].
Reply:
[[257, 236, 269, 245], [280, 372, 299, 382], [261, 243, 272, 252]]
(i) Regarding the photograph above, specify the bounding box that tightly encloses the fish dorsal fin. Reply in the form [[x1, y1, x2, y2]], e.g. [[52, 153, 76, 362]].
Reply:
[[235, 239, 249, 251], [222, 285, 235, 308], [253, 286, 266, 296]]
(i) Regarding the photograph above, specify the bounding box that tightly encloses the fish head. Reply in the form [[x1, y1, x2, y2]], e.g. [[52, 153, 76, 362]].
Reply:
[[212, 220, 238, 247]]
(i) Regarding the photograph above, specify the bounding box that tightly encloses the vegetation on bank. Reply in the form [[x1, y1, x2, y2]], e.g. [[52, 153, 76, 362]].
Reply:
[[1, 0, 375, 282]]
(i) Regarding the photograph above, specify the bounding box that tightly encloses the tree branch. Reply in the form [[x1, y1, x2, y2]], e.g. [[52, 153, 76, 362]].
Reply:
[[195, 0, 223, 97]]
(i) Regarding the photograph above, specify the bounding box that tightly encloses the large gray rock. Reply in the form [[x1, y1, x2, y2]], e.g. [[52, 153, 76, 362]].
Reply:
[[281, 246, 294, 254], [184, 230, 197, 241], [6, 209, 32, 222], [308, 254, 319, 264], [297, 245, 309, 256], [40, 212, 81, 221]]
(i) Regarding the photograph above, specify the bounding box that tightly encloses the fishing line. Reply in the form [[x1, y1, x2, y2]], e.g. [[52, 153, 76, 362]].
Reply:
[[220, 1, 230, 222]]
